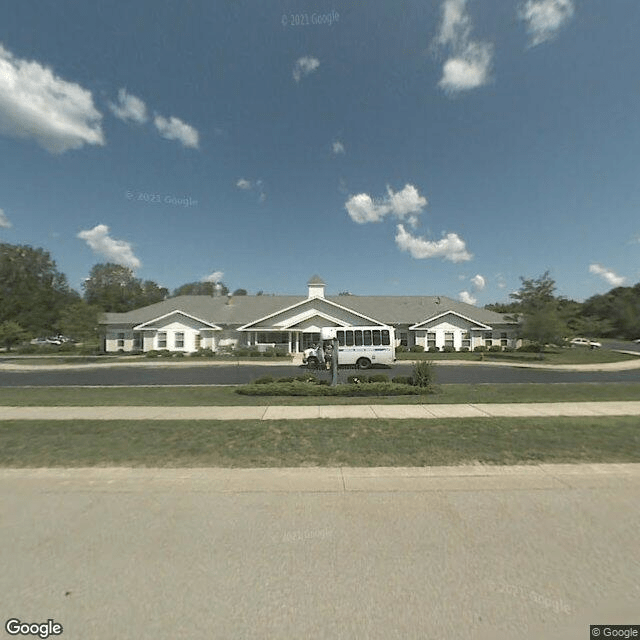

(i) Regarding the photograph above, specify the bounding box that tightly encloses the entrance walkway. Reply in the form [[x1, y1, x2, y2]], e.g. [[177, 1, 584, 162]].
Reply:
[[2, 401, 640, 420]]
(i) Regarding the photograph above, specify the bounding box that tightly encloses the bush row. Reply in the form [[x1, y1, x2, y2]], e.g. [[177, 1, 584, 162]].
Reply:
[[236, 381, 426, 396]]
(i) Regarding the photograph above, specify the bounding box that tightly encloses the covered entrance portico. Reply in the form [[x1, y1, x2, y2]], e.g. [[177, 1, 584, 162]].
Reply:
[[238, 290, 386, 354]]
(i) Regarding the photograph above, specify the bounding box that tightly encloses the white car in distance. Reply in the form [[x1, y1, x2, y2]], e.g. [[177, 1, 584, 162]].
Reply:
[[569, 337, 602, 348]]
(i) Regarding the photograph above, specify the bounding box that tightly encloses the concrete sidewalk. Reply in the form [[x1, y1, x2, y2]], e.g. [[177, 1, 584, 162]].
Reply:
[[2, 400, 640, 420], [2, 463, 639, 492]]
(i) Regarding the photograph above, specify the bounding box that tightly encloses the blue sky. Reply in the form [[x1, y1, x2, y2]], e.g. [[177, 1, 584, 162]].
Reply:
[[0, 0, 638, 304]]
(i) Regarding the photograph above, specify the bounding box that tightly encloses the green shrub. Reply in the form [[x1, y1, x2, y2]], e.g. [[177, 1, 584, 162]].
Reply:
[[236, 381, 427, 396], [412, 360, 435, 388], [517, 344, 542, 353], [16, 344, 39, 354], [396, 345, 407, 353], [488, 345, 502, 352], [442, 345, 455, 353], [253, 376, 274, 384], [146, 350, 160, 358], [474, 346, 486, 353], [295, 374, 319, 383], [173, 352, 185, 358], [428, 346, 440, 353], [368, 373, 389, 383], [410, 345, 425, 352], [460, 347, 470, 352], [503, 346, 515, 352], [392, 375, 413, 385]]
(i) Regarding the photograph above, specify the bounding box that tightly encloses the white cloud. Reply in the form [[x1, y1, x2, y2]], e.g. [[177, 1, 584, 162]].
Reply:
[[435, 0, 471, 48], [293, 56, 320, 82], [496, 274, 507, 289], [0, 44, 104, 153], [332, 140, 345, 155], [519, 0, 574, 47], [236, 178, 265, 202], [459, 290, 477, 305], [433, 0, 493, 94], [395, 224, 472, 262], [589, 263, 625, 287], [0, 208, 11, 228], [77, 224, 140, 269], [109, 88, 148, 124], [439, 42, 493, 92], [203, 270, 224, 283], [345, 184, 427, 224], [471, 274, 486, 290], [154, 114, 199, 148]]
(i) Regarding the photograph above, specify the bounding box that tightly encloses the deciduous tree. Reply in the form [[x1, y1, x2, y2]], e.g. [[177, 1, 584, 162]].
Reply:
[[0, 243, 73, 335]]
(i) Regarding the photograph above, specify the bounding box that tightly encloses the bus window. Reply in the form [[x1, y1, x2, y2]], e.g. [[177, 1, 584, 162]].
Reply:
[[354, 330, 363, 346], [373, 330, 381, 345], [346, 330, 354, 346], [363, 330, 372, 346], [337, 331, 345, 346], [382, 330, 390, 345]]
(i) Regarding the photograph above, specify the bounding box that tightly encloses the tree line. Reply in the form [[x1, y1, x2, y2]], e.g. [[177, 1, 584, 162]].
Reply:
[[0, 243, 246, 349], [1, 242, 638, 350], [485, 271, 640, 345]]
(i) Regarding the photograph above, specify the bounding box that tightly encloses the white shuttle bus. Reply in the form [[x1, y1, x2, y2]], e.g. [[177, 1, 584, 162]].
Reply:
[[303, 326, 396, 369]]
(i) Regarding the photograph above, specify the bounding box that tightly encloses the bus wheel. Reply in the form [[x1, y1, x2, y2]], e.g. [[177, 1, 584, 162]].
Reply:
[[307, 357, 318, 369], [356, 358, 371, 370]]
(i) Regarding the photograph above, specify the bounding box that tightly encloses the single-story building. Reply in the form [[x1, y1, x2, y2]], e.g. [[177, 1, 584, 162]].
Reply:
[[100, 276, 520, 353]]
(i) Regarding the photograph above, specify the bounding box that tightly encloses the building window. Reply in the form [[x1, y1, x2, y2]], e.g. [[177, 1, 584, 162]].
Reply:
[[195, 333, 201, 350], [483, 331, 493, 347], [427, 332, 436, 349], [157, 332, 167, 349], [399, 331, 408, 347], [133, 332, 142, 349], [174, 332, 184, 349], [117, 332, 125, 348], [500, 332, 508, 347], [462, 331, 471, 349], [444, 332, 454, 349]]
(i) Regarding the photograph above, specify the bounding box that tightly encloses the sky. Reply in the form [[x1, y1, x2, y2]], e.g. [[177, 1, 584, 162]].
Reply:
[[0, 0, 638, 305]]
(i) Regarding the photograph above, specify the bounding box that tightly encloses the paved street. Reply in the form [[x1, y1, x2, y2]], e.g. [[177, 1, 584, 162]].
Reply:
[[1, 465, 638, 640], [2, 361, 640, 386]]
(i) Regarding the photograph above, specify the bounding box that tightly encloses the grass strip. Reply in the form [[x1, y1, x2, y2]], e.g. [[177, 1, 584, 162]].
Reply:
[[0, 417, 638, 467], [1, 383, 640, 406], [396, 350, 639, 364]]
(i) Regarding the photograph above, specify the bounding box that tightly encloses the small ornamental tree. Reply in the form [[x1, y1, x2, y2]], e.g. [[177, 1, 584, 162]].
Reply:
[[0, 321, 28, 351]]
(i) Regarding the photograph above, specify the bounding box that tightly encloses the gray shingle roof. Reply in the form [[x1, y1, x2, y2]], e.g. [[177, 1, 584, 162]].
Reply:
[[101, 295, 516, 327]]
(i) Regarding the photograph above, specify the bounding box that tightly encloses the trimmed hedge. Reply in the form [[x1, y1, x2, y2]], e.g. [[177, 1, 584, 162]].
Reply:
[[236, 381, 427, 396]]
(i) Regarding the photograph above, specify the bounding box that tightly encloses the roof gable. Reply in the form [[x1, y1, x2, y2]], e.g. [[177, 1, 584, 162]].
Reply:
[[409, 310, 492, 330], [133, 310, 221, 330], [238, 296, 384, 330]]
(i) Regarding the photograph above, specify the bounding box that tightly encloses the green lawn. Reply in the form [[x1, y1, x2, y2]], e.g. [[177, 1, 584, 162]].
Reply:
[[1, 417, 638, 467], [396, 349, 639, 364], [1, 383, 640, 406]]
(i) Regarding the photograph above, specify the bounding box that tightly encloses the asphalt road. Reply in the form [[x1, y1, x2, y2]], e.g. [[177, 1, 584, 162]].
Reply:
[[1, 363, 640, 386], [1, 466, 638, 640]]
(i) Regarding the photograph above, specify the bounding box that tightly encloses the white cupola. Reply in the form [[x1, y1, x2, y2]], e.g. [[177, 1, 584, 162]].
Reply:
[[307, 275, 326, 299]]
